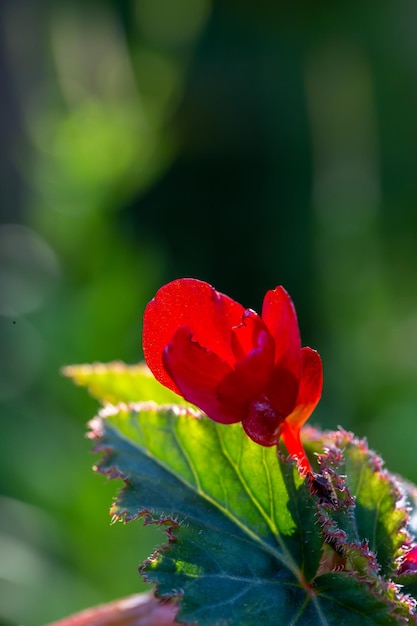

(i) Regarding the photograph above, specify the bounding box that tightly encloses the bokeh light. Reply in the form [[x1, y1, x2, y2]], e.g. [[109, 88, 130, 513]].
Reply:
[[1, 1, 417, 624]]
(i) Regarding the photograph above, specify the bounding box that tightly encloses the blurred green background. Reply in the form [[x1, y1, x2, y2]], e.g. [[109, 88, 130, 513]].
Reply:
[[2, 0, 417, 623]]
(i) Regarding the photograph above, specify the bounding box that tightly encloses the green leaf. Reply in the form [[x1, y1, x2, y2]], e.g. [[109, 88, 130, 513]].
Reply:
[[90, 406, 415, 625], [344, 441, 408, 576], [304, 429, 409, 578], [392, 478, 417, 597], [311, 573, 412, 625], [62, 361, 190, 406], [396, 476, 417, 542]]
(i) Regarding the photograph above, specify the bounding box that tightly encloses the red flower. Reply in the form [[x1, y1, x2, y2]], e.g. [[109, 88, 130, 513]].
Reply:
[[398, 546, 417, 575], [143, 278, 322, 474]]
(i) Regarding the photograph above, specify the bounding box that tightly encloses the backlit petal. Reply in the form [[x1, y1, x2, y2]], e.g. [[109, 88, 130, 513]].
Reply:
[[242, 396, 284, 446], [230, 308, 264, 360], [143, 278, 245, 394], [266, 366, 299, 417], [280, 421, 312, 475], [284, 347, 323, 430], [262, 287, 301, 414], [218, 310, 275, 404], [261, 286, 301, 365], [163, 327, 244, 424]]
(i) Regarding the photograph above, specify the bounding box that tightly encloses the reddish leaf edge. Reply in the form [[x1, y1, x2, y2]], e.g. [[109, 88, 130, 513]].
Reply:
[[304, 427, 417, 623], [44, 591, 178, 626], [304, 425, 414, 574]]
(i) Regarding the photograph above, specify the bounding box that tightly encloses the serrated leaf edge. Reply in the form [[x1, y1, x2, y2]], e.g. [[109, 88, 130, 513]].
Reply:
[[89, 403, 310, 583]]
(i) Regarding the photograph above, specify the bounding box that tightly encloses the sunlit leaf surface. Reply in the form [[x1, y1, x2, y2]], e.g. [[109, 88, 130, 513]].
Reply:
[[63, 361, 186, 405], [90, 405, 414, 625]]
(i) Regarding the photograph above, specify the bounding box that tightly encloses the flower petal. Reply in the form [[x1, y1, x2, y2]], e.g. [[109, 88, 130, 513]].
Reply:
[[284, 347, 323, 430], [230, 308, 264, 360], [143, 278, 245, 394], [265, 366, 300, 417], [163, 327, 245, 424], [280, 421, 312, 475], [261, 286, 301, 365], [218, 310, 275, 404], [398, 546, 417, 575], [241, 396, 284, 446]]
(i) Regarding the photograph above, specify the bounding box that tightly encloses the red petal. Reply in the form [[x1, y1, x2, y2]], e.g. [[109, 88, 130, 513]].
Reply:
[[242, 396, 284, 446], [163, 327, 245, 424], [218, 310, 275, 404], [261, 286, 301, 365], [262, 287, 302, 414], [398, 546, 417, 575], [265, 366, 300, 417], [280, 422, 312, 475], [143, 278, 245, 394], [284, 347, 323, 430], [230, 308, 264, 360]]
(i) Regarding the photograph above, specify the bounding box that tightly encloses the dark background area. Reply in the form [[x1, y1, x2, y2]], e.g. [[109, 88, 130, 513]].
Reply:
[[2, 0, 417, 623]]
